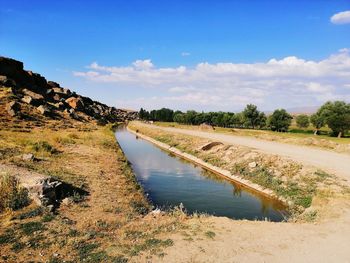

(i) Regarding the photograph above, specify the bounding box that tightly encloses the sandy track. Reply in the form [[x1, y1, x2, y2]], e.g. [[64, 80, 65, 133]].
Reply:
[[143, 124, 350, 183]]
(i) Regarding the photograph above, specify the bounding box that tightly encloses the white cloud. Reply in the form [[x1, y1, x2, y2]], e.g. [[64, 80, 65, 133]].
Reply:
[[132, 59, 153, 69], [74, 49, 350, 111], [181, 52, 190, 56], [330, 10, 350, 24]]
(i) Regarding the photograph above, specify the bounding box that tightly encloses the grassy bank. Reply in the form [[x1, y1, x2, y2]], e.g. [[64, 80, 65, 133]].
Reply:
[[0, 122, 207, 262], [129, 121, 350, 220]]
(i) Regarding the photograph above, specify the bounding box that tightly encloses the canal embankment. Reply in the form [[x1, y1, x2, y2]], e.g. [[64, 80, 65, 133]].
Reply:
[[128, 121, 350, 218]]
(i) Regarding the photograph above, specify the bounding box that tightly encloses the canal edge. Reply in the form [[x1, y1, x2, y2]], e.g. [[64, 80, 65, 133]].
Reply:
[[127, 126, 288, 206]]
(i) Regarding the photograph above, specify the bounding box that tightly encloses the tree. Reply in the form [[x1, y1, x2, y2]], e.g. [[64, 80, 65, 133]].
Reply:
[[296, 114, 310, 128], [317, 101, 350, 137], [268, 109, 292, 132], [257, 112, 267, 129], [243, 104, 260, 129], [173, 112, 185, 123], [310, 112, 325, 135]]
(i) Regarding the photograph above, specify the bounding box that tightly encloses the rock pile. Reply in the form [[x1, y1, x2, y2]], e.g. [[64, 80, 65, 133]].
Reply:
[[0, 56, 138, 123]]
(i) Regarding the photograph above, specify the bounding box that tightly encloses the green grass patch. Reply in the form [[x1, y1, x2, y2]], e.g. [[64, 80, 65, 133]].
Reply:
[[20, 221, 44, 235]]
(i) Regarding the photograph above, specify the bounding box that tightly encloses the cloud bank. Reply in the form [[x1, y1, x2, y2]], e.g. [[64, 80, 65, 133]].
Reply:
[[74, 49, 350, 111], [330, 10, 350, 24]]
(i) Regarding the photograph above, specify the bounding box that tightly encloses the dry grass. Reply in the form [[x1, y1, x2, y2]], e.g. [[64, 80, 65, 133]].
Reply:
[[0, 123, 202, 262], [0, 173, 29, 213]]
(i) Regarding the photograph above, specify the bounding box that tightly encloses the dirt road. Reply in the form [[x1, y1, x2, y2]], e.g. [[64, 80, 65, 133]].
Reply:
[[141, 123, 350, 183]]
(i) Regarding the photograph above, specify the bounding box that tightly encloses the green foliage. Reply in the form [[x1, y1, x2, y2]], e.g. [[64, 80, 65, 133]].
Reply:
[[20, 221, 44, 235], [310, 112, 325, 130], [296, 114, 310, 128], [31, 141, 57, 154], [268, 109, 292, 132], [0, 174, 30, 212], [243, 104, 262, 129], [317, 101, 350, 137]]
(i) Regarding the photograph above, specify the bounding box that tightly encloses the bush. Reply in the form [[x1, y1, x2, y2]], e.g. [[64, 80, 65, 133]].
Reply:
[[0, 174, 29, 212], [31, 141, 57, 154]]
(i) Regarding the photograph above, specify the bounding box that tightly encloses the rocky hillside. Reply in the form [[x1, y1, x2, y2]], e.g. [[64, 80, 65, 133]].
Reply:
[[0, 56, 137, 127]]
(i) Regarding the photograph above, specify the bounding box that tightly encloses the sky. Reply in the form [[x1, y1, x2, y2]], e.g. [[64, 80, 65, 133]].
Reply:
[[1, 0, 350, 112]]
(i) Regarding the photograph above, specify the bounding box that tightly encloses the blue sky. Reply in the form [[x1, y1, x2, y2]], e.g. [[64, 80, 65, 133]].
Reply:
[[1, 0, 350, 111]]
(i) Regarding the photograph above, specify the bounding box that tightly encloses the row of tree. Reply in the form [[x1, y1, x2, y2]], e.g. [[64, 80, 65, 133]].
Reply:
[[139, 101, 350, 137]]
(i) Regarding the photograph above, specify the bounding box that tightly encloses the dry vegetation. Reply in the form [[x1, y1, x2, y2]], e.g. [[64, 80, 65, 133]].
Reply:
[[154, 122, 350, 154], [0, 122, 220, 262], [129, 122, 350, 219]]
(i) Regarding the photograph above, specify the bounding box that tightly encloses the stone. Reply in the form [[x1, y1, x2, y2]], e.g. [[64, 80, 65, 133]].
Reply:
[[52, 93, 62, 101], [66, 97, 84, 110], [200, 141, 223, 151], [22, 153, 34, 161], [248, 162, 257, 168], [52, 87, 64, 93], [21, 95, 33, 104], [6, 101, 20, 116], [22, 89, 44, 100], [52, 102, 65, 109], [61, 197, 72, 206], [47, 81, 60, 88], [37, 105, 51, 115], [0, 75, 16, 87]]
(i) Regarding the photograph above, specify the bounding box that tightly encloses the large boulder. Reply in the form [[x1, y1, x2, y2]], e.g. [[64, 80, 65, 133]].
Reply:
[[22, 89, 44, 100], [37, 105, 51, 116], [65, 97, 84, 110], [6, 101, 20, 116]]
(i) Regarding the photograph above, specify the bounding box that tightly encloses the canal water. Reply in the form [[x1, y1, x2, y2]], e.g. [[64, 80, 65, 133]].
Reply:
[[115, 126, 287, 221]]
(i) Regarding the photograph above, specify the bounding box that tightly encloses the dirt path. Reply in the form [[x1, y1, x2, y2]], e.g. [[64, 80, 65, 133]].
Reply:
[[140, 123, 350, 183], [160, 199, 350, 263]]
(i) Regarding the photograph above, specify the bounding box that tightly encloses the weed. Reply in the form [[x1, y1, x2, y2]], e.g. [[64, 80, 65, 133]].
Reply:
[[130, 200, 149, 215], [31, 141, 57, 154], [71, 191, 85, 203], [0, 229, 16, 245], [42, 213, 55, 222], [302, 210, 318, 222], [205, 231, 216, 239], [75, 241, 100, 261], [11, 241, 25, 252], [18, 207, 43, 220], [0, 173, 30, 212], [20, 221, 44, 235]]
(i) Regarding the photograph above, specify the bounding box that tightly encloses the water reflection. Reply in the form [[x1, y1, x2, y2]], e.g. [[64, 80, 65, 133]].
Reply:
[[116, 126, 287, 221]]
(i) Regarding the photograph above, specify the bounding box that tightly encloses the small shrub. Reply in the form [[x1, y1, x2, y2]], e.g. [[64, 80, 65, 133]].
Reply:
[[0, 173, 29, 212], [20, 221, 44, 235], [130, 200, 149, 215], [31, 141, 57, 154], [41, 213, 55, 222], [71, 191, 85, 203]]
